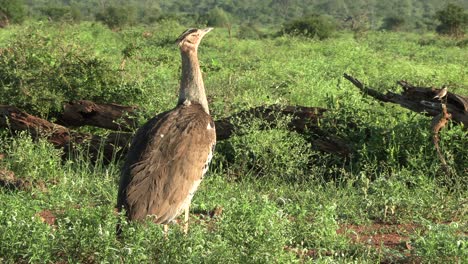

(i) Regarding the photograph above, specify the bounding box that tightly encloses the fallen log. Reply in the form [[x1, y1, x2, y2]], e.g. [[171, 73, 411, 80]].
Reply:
[[1, 104, 351, 161], [0, 105, 71, 146], [52, 102, 327, 138], [0, 105, 132, 163], [343, 73, 468, 127], [43, 99, 331, 140], [56, 100, 138, 132]]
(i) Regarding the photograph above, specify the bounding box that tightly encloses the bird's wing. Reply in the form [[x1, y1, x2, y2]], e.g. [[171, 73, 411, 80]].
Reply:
[[121, 103, 216, 223]]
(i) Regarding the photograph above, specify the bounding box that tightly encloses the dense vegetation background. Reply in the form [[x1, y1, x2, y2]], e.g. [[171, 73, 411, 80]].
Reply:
[[0, 0, 466, 32], [0, 0, 467, 263]]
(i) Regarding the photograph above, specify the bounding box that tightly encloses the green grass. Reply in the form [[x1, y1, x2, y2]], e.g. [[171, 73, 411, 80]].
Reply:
[[0, 21, 467, 263]]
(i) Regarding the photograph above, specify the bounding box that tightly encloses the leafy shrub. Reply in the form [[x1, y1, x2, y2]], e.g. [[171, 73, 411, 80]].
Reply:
[[215, 194, 295, 262], [220, 114, 313, 182], [290, 203, 349, 253], [0, 132, 63, 181], [413, 222, 466, 262], [0, 0, 26, 25], [0, 24, 142, 117], [321, 91, 468, 187], [283, 15, 336, 40], [237, 24, 263, 39], [435, 4, 468, 37], [205, 7, 231, 28], [39, 5, 75, 22], [136, 10, 157, 25], [95, 5, 137, 29], [0, 195, 56, 262], [381, 16, 405, 31]]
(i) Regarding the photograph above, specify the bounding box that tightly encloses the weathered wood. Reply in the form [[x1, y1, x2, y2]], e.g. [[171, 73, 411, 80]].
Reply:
[[0, 105, 132, 163], [343, 73, 468, 127], [55, 101, 330, 141], [1, 104, 351, 160], [0, 105, 71, 146], [57, 100, 138, 132], [53, 101, 328, 140]]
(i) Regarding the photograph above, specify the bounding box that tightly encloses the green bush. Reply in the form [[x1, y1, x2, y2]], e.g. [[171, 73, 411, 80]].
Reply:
[[380, 16, 405, 31], [0, 196, 56, 262], [39, 6, 70, 21], [205, 7, 231, 28], [0, 24, 142, 117], [283, 15, 336, 40], [435, 4, 468, 37], [95, 5, 137, 29], [237, 24, 263, 39], [413, 222, 467, 262], [290, 202, 350, 254], [220, 114, 313, 182], [0, 0, 26, 25], [215, 194, 295, 262], [0, 133, 63, 182]]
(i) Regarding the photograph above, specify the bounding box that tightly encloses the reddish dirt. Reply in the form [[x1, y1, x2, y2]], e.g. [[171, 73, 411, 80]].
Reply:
[[36, 210, 58, 226], [337, 223, 421, 250], [286, 222, 429, 262]]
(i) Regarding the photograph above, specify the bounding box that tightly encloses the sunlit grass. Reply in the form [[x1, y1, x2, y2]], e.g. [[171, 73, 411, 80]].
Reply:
[[0, 22, 466, 262]]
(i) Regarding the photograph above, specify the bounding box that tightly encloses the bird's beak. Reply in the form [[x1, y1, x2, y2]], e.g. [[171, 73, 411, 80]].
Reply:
[[201, 28, 214, 35]]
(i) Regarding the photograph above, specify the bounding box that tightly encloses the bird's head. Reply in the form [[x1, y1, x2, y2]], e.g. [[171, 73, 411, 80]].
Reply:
[[176, 28, 213, 53]]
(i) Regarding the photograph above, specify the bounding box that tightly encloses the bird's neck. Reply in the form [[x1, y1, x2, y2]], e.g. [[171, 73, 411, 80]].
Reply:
[[178, 49, 209, 114]]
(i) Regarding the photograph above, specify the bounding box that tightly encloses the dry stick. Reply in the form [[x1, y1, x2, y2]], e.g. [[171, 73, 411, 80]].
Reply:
[[431, 103, 452, 173], [342, 73, 389, 101]]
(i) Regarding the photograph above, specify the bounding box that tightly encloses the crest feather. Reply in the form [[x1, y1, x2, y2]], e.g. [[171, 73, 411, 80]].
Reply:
[[176, 28, 198, 45]]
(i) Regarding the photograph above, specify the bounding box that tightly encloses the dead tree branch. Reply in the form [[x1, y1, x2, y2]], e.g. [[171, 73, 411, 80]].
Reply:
[[343, 73, 468, 127]]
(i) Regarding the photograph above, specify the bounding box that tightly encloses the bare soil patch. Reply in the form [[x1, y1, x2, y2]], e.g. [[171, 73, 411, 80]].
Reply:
[[337, 223, 422, 249]]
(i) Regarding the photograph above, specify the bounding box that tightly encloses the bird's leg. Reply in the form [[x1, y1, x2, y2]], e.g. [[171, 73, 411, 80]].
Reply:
[[184, 206, 189, 234], [163, 224, 169, 239]]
